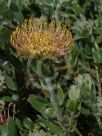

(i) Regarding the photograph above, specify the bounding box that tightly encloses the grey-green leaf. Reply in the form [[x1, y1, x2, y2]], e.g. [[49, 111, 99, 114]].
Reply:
[[57, 84, 64, 106], [27, 95, 47, 116], [5, 74, 17, 91], [68, 85, 80, 100]]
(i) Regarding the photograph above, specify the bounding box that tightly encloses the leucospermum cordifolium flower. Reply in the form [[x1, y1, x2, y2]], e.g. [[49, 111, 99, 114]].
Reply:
[[10, 17, 73, 58]]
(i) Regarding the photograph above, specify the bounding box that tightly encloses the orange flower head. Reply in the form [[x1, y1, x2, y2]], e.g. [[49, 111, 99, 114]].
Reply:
[[10, 17, 73, 58]]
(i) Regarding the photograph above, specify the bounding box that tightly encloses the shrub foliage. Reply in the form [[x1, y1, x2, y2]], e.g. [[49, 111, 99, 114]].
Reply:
[[0, 0, 102, 136]]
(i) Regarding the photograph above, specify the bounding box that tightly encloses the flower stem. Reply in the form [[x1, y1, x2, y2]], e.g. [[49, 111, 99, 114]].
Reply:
[[45, 78, 63, 122]]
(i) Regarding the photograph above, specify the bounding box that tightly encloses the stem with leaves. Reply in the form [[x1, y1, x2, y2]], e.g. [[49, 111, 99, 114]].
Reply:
[[45, 78, 63, 122]]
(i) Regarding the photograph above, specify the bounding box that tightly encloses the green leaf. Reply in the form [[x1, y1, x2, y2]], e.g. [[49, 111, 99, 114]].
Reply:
[[5, 74, 17, 91], [17, 0, 24, 11], [23, 117, 34, 130], [7, 117, 17, 136], [2, 96, 12, 102], [14, 11, 24, 24], [94, 49, 102, 64], [0, 100, 5, 106], [12, 94, 19, 102], [27, 95, 47, 116], [80, 107, 90, 115], [57, 84, 64, 106], [10, 2, 19, 12], [19, 131, 26, 136], [45, 107, 55, 117], [15, 118, 22, 129], [68, 85, 80, 100], [43, 121, 63, 136], [0, 123, 8, 136], [66, 100, 77, 112], [62, 1, 83, 15]]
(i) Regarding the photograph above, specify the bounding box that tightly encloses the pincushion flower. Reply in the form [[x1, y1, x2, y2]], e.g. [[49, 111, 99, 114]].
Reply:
[[10, 17, 73, 58]]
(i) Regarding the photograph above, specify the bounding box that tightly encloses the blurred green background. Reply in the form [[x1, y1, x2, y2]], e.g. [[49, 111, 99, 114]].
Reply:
[[0, 0, 102, 136]]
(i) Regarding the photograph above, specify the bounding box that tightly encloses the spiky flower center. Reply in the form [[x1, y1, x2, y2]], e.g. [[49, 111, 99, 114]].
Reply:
[[10, 17, 73, 58]]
